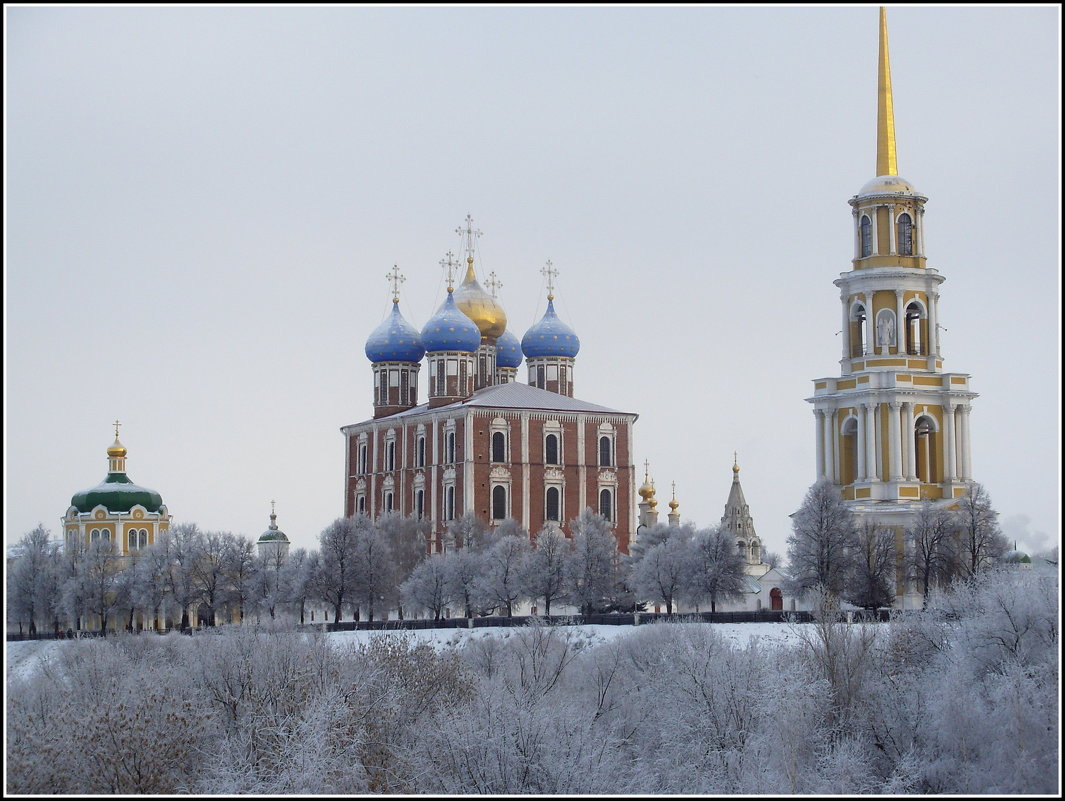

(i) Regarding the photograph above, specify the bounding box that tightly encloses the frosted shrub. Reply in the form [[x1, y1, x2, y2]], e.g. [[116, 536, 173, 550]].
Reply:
[[7, 634, 215, 794]]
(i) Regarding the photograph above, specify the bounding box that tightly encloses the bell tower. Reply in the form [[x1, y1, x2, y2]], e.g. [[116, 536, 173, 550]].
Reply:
[[807, 8, 979, 577]]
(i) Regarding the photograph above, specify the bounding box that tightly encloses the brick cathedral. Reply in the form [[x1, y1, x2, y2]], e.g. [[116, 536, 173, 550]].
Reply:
[[341, 217, 638, 553]]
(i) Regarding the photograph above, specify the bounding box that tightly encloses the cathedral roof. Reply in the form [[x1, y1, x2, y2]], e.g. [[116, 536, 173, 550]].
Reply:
[[495, 329, 523, 368], [521, 298, 580, 359], [364, 300, 425, 363], [420, 291, 481, 353], [341, 381, 635, 429]]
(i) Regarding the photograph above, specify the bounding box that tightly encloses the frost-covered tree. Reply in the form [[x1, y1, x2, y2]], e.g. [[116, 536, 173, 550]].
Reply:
[[401, 553, 451, 620], [158, 523, 204, 630], [682, 525, 747, 613], [350, 515, 394, 621], [315, 516, 361, 624], [192, 531, 232, 626], [479, 532, 531, 616], [377, 513, 430, 618], [953, 482, 1007, 578], [445, 511, 494, 552], [520, 525, 570, 616], [629, 523, 694, 613], [786, 479, 858, 605], [445, 546, 487, 618], [282, 548, 315, 624], [905, 502, 960, 608], [7, 525, 61, 636], [225, 536, 258, 623], [77, 539, 128, 633], [564, 509, 618, 617], [843, 519, 896, 610]]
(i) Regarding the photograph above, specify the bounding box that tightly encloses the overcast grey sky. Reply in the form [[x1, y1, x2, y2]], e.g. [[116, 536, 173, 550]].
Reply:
[[5, 5, 1060, 559]]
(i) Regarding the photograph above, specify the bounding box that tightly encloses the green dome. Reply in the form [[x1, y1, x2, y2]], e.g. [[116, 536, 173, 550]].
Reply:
[[70, 472, 164, 514], [258, 529, 290, 543]]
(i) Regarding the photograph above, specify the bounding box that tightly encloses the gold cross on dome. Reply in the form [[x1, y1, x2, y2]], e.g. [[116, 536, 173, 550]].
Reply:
[[440, 251, 460, 291], [271, 499, 276, 515], [486, 271, 503, 297], [643, 459, 650, 482], [386, 265, 405, 302], [455, 214, 482, 261], [113, 419, 122, 438], [541, 260, 558, 299]]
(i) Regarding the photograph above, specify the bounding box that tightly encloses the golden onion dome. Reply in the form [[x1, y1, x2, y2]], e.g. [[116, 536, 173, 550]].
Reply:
[[452, 257, 507, 341], [638, 479, 655, 501], [107, 438, 127, 458], [668, 499, 679, 512]]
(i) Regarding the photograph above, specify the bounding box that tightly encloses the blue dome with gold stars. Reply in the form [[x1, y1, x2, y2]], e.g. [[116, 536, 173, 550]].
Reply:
[[421, 291, 481, 353], [365, 301, 425, 363], [521, 299, 580, 358], [496, 329, 523, 368]]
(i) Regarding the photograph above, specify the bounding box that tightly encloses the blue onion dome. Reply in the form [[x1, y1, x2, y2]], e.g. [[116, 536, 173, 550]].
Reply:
[[420, 290, 481, 353], [521, 298, 580, 358], [496, 328, 523, 368], [365, 300, 425, 363]]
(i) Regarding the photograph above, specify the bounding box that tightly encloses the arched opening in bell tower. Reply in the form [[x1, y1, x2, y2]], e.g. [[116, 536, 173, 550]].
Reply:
[[841, 415, 859, 485], [897, 213, 913, 255], [905, 302, 925, 355], [860, 215, 872, 257], [850, 304, 868, 357], [914, 416, 937, 484]]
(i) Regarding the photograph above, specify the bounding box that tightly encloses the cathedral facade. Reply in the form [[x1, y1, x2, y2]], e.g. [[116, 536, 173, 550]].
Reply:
[[342, 218, 639, 553], [807, 9, 979, 606]]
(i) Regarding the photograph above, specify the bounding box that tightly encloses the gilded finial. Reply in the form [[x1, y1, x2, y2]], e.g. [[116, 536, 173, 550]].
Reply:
[[486, 271, 503, 298], [733, 451, 740, 474], [386, 265, 405, 303], [269, 499, 278, 529], [876, 6, 898, 176], [541, 259, 558, 301], [440, 251, 459, 293], [113, 419, 122, 439], [669, 481, 679, 512], [107, 420, 127, 460]]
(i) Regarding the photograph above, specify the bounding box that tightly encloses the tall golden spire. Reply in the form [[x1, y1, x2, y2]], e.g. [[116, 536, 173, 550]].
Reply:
[[876, 6, 898, 177]]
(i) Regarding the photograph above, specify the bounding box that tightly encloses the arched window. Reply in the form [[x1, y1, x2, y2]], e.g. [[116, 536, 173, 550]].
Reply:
[[415, 489, 424, 520], [384, 491, 394, 513], [751, 540, 761, 562], [416, 436, 426, 468], [905, 302, 924, 355], [446, 431, 456, 463], [140, 530, 148, 548], [358, 444, 368, 474], [357, 495, 366, 514], [897, 213, 913, 255], [546, 487, 560, 521], [545, 433, 559, 465], [446, 486, 455, 520], [492, 431, 506, 463], [400, 371, 409, 405], [492, 486, 507, 520], [436, 359, 445, 396], [91, 529, 99, 543], [860, 215, 872, 257], [599, 436, 613, 467], [537, 365, 545, 389], [841, 416, 859, 485], [915, 416, 936, 483], [851, 304, 867, 357], [599, 489, 613, 521], [386, 441, 396, 472]]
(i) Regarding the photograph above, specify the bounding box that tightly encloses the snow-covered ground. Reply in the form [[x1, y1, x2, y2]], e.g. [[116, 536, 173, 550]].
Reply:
[[325, 620, 814, 651], [6, 621, 818, 683]]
